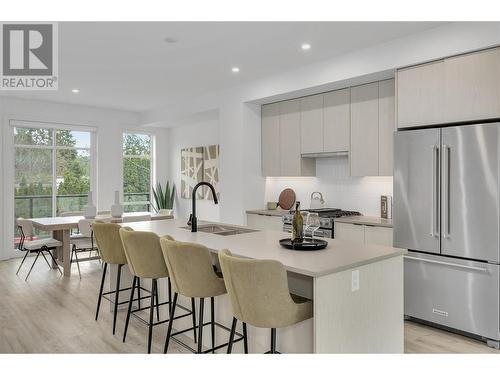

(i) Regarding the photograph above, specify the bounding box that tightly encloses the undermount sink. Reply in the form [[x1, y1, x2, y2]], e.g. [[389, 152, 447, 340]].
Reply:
[[180, 224, 258, 236]]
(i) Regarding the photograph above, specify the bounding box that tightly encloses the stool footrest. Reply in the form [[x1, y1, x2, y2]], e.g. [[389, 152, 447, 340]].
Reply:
[[130, 302, 193, 327], [169, 321, 244, 354]]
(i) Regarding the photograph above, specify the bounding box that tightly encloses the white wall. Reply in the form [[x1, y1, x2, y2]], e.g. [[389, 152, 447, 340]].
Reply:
[[265, 157, 392, 216], [168, 119, 220, 222], [142, 22, 500, 226], [0, 96, 169, 260]]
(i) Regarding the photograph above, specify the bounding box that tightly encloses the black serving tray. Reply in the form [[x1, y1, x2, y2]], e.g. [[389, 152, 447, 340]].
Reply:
[[279, 238, 328, 251]]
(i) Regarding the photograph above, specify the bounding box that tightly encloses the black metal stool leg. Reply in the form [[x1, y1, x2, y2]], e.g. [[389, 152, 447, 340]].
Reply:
[[227, 317, 237, 353], [95, 262, 107, 320], [197, 297, 204, 354], [137, 278, 141, 309], [147, 279, 156, 354], [191, 298, 197, 343], [243, 322, 248, 354], [163, 292, 178, 353], [154, 279, 160, 322], [270, 328, 277, 354], [16, 251, 29, 275], [25, 251, 41, 281], [112, 264, 122, 335], [167, 278, 172, 313], [210, 297, 215, 353], [123, 276, 137, 342]]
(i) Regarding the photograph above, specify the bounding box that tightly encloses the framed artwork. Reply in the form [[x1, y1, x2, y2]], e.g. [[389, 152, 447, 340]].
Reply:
[[181, 144, 220, 200], [203, 144, 220, 200], [181, 147, 204, 199]]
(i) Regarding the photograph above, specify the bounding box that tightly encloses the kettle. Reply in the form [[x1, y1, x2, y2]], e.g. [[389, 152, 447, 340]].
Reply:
[[310, 192, 325, 209]]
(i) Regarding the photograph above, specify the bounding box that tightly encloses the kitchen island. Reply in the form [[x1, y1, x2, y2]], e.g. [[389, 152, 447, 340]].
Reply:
[[120, 219, 406, 353]]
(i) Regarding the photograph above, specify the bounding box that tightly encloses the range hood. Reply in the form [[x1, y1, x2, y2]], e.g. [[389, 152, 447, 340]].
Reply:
[[301, 151, 348, 158]]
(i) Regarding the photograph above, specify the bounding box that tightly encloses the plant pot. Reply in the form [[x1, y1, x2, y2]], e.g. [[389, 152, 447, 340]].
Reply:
[[159, 209, 173, 216]]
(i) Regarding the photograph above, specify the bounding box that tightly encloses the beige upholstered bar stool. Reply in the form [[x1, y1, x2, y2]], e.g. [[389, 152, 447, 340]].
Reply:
[[218, 249, 313, 354], [119, 228, 196, 354], [160, 237, 246, 354], [92, 221, 145, 335]]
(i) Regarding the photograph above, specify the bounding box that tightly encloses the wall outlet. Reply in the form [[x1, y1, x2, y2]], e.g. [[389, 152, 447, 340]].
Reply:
[[351, 270, 360, 291]]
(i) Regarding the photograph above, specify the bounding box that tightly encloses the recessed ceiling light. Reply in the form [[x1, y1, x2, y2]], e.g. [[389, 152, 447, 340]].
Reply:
[[301, 43, 311, 51], [164, 37, 178, 44], [71, 89, 80, 93], [231, 67, 240, 73]]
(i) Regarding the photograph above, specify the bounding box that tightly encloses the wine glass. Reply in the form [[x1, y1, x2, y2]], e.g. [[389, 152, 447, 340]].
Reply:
[[306, 213, 321, 241]]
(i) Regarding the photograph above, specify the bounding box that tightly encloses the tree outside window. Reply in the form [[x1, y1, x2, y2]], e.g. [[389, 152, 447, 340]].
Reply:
[[123, 133, 152, 212], [14, 126, 93, 239]]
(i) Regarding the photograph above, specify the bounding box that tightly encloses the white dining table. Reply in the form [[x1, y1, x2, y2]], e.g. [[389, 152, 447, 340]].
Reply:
[[30, 212, 173, 277]]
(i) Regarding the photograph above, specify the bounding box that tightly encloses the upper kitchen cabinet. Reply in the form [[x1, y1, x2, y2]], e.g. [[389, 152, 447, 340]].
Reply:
[[396, 47, 500, 128], [261, 101, 315, 177], [444, 47, 500, 123], [378, 79, 395, 176], [261, 103, 281, 176], [396, 60, 445, 128], [300, 94, 324, 154], [350, 82, 380, 176], [323, 88, 350, 153], [280, 99, 314, 176]]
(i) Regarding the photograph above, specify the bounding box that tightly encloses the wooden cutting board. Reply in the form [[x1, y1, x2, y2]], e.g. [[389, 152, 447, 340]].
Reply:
[[278, 188, 296, 210]]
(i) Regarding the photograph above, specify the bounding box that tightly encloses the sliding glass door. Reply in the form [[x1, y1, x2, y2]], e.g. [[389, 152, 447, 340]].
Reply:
[[13, 123, 94, 238]]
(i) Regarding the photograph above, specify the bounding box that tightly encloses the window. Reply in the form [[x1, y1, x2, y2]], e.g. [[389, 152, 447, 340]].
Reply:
[[14, 124, 94, 238], [123, 133, 152, 212]]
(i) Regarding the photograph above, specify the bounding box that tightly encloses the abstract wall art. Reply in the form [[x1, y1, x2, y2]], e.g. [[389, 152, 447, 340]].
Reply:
[[180, 144, 220, 200], [181, 146, 204, 199], [202, 144, 220, 200]]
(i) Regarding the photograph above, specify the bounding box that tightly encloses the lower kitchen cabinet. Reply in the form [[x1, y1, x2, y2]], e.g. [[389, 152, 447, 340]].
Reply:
[[335, 222, 365, 244], [364, 225, 393, 247], [335, 222, 393, 247], [246, 213, 284, 232]]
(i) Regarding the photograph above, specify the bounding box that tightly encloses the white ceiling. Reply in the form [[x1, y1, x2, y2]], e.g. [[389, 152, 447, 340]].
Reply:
[[1, 22, 446, 113]]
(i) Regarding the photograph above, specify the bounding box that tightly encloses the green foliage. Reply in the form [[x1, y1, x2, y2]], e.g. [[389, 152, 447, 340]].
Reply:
[[123, 134, 152, 198], [152, 181, 176, 211]]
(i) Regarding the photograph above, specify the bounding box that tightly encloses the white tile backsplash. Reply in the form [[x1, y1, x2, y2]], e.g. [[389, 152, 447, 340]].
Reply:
[[264, 156, 393, 216]]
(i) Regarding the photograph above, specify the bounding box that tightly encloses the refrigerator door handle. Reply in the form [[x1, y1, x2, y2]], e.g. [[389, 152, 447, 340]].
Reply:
[[442, 144, 451, 239], [431, 145, 439, 237], [405, 255, 488, 272]]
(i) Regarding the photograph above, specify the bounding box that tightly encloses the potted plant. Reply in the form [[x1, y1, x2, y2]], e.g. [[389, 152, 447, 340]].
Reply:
[[152, 181, 176, 215]]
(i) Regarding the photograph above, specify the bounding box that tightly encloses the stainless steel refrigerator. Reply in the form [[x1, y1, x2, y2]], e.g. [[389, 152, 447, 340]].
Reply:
[[394, 122, 500, 349]]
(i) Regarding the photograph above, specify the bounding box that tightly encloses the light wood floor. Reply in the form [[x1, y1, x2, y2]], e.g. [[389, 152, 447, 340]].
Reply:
[[0, 256, 498, 354]]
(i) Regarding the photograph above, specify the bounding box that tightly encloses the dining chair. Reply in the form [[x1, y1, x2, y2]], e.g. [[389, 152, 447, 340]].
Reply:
[[70, 219, 101, 279], [16, 218, 63, 281]]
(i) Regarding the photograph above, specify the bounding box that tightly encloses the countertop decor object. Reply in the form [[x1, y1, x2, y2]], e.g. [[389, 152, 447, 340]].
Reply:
[[267, 201, 278, 210], [310, 192, 325, 209], [279, 238, 328, 251], [152, 181, 176, 214], [111, 190, 123, 218], [278, 188, 296, 210], [84, 191, 96, 219]]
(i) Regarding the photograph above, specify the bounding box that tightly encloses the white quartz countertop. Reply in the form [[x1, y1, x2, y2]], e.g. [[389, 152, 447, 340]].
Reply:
[[334, 216, 393, 228], [121, 219, 405, 277], [246, 209, 291, 217]]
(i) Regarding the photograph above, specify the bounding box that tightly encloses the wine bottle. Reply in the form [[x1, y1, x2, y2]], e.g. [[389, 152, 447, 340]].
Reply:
[[292, 201, 303, 242]]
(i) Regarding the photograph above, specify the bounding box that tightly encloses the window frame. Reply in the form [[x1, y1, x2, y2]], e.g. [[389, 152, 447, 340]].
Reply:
[[122, 131, 155, 213], [12, 120, 96, 218]]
